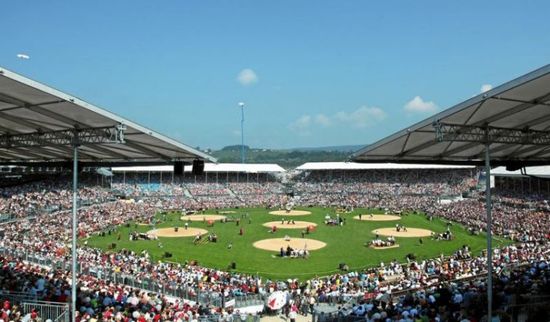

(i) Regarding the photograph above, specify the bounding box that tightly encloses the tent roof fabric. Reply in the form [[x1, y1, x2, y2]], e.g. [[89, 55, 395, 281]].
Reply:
[[491, 166, 550, 178], [0, 67, 215, 165], [352, 65, 550, 166], [112, 166, 175, 173], [296, 162, 474, 171], [112, 163, 286, 173]]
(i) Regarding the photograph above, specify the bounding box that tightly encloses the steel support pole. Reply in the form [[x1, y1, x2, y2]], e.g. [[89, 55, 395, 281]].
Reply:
[[71, 146, 78, 322], [485, 144, 493, 321]]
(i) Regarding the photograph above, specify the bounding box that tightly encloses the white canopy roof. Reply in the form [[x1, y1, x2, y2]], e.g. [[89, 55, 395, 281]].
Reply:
[[0, 66, 215, 165], [113, 163, 285, 173], [491, 166, 550, 178], [112, 165, 174, 172], [296, 162, 474, 171], [352, 64, 550, 166]]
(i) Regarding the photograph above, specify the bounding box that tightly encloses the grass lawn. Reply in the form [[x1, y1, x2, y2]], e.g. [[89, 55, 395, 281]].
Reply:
[[84, 207, 508, 280]]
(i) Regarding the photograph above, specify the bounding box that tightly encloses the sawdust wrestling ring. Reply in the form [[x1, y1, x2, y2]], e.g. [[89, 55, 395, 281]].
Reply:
[[253, 238, 326, 251], [269, 210, 312, 216], [354, 214, 401, 221], [180, 215, 227, 222], [262, 221, 317, 229], [372, 227, 433, 238], [147, 227, 208, 238]]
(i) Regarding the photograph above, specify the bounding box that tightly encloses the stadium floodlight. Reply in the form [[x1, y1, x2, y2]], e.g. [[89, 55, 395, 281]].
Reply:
[[238, 102, 246, 163], [16, 53, 30, 60]]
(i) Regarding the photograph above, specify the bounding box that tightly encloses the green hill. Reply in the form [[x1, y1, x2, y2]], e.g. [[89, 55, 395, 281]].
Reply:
[[210, 145, 350, 169]]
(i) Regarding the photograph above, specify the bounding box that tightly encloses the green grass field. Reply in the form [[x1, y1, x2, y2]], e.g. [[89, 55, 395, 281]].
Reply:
[[84, 207, 508, 280]]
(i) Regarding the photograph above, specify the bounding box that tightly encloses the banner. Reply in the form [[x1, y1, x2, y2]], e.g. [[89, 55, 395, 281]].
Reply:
[[267, 291, 286, 310]]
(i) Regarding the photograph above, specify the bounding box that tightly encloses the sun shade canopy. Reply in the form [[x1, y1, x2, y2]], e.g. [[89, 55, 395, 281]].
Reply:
[[112, 163, 286, 173], [0, 67, 215, 165], [296, 162, 474, 171], [352, 64, 550, 166]]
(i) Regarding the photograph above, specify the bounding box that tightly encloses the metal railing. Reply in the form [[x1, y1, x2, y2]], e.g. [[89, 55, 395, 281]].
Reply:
[[55, 309, 70, 322], [0, 290, 69, 322], [22, 302, 70, 322], [0, 247, 264, 309], [0, 290, 39, 304], [83, 266, 265, 308]]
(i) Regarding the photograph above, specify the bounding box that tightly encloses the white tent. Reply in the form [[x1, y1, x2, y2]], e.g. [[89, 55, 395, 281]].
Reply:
[[113, 163, 285, 173], [296, 162, 474, 171]]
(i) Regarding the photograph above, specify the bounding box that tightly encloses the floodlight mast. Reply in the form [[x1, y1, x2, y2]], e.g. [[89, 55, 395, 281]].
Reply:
[[238, 102, 245, 163]]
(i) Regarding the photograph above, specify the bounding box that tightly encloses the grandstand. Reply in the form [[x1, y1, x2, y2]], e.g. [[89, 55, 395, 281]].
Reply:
[[0, 66, 214, 322], [352, 63, 550, 321], [2, 159, 550, 321]]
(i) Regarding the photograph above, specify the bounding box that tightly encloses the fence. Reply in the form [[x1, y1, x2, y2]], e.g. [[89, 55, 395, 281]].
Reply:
[[0, 247, 264, 309], [196, 313, 262, 322], [22, 302, 70, 322], [0, 290, 69, 322], [80, 266, 264, 308]]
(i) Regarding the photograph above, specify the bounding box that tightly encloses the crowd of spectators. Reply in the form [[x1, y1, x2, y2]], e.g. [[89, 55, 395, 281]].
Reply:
[[0, 254, 246, 322], [111, 173, 287, 210], [427, 199, 550, 242], [1, 168, 550, 321], [0, 177, 112, 219], [295, 168, 477, 197]]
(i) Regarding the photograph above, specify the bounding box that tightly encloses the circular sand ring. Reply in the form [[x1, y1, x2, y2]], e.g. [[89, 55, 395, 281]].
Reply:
[[148, 227, 208, 238], [369, 244, 400, 250], [372, 228, 433, 238], [262, 221, 317, 229], [269, 210, 311, 216], [180, 214, 227, 222], [253, 238, 326, 251], [354, 214, 401, 221]]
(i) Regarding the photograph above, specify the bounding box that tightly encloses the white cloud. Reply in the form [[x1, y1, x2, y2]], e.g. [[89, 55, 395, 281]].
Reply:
[[335, 106, 387, 128], [232, 130, 241, 137], [289, 106, 386, 133], [404, 96, 438, 113], [314, 114, 331, 127], [236, 68, 258, 86], [288, 115, 312, 135], [480, 84, 493, 93]]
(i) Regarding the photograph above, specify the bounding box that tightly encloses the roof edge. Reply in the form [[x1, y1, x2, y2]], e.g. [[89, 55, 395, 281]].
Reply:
[[351, 64, 550, 162], [0, 66, 216, 163]]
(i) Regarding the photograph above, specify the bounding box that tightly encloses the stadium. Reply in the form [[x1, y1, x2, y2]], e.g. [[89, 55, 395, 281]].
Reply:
[[1, 63, 550, 322]]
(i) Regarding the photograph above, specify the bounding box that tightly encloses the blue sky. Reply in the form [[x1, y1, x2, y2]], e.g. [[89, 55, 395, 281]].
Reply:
[[2, 1, 550, 150]]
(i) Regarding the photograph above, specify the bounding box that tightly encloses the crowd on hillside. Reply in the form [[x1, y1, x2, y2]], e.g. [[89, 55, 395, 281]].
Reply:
[[1, 169, 550, 321]]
